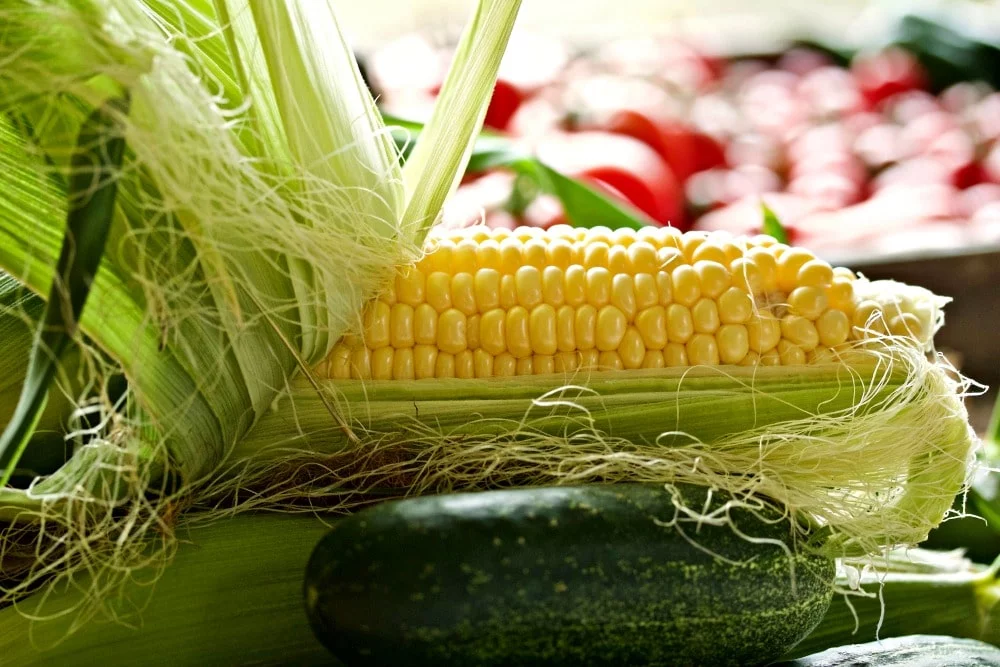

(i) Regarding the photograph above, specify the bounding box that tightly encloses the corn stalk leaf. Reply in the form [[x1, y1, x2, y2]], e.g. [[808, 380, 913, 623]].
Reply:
[[387, 120, 649, 230], [0, 97, 127, 486], [761, 202, 790, 244]]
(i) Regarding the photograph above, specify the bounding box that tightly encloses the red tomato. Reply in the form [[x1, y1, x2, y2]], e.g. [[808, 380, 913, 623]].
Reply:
[[482, 80, 525, 131], [690, 131, 728, 173], [853, 122, 903, 170], [958, 183, 1000, 219], [851, 47, 927, 108], [797, 66, 868, 119], [565, 76, 697, 184], [899, 111, 961, 159], [537, 131, 684, 227], [777, 48, 834, 77]]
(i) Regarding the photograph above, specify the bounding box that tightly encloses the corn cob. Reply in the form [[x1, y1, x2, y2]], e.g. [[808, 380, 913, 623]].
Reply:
[[326, 226, 940, 380]]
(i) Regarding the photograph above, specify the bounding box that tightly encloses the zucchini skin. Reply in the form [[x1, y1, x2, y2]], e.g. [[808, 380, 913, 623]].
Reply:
[[775, 634, 1000, 666], [305, 483, 835, 667]]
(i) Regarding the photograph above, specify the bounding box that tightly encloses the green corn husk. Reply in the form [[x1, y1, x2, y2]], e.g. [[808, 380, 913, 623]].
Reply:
[[0, 513, 334, 666], [788, 549, 1000, 658]]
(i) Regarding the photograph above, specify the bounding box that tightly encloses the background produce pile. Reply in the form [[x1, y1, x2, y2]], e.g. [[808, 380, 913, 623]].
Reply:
[[366, 13, 1000, 260]]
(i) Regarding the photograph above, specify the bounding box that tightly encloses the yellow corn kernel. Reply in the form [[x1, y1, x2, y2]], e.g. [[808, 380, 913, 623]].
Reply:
[[435, 352, 456, 378], [635, 306, 667, 350], [516, 356, 534, 375], [499, 274, 517, 309], [671, 265, 701, 307], [777, 339, 806, 366], [529, 304, 558, 355], [739, 351, 760, 366], [414, 345, 438, 378], [611, 274, 637, 321], [656, 270, 673, 306], [598, 351, 624, 370], [816, 309, 850, 347], [564, 265, 587, 306], [453, 239, 478, 274], [499, 237, 523, 274], [608, 244, 629, 274], [611, 227, 636, 247], [554, 351, 579, 373], [722, 241, 744, 265], [776, 248, 815, 292], [524, 239, 547, 269], [628, 241, 658, 274], [467, 314, 480, 350], [533, 354, 555, 375], [390, 303, 415, 348], [363, 301, 391, 349], [619, 326, 646, 369], [833, 266, 857, 281], [747, 311, 781, 353], [417, 239, 452, 274], [781, 314, 820, 351], [694, 260, 731, 299], [451, 272, 477, 315], [495, 352, 516, 377], [730, 258, 763, 294], [584, 241, 610, 269], [807, 345, 836, 364], [456, 350, 475, 378], [826, 277, 855, 312], [542, 266, 565, 306], [438, 308, 467, 355], [641, 350, 665, 369], [692, 242, 728, 266], [667, 303, 694, 344], [480, 309, 506, 355], [692, 298, 721, 334], [687, 333, 720, 365], [392, 348, 415, 379], [547, 239, 573, 269], [586, 267, 612, 307], [426, 272, 452, 312], [596, 305, 628, 351], [474, 349, 493, 378], [788, 286, 828, 320], [747, 247, 778, 292], [664, 342, 688, 366], [556, 305, 576, 353], [474, 268, 501, 311], [396, 265, 426, 306], [476, 239, 501, 271], [579, 349, 600, 370], [760, 348, 781, 366], [330, 343, 351, 379], [719, 287, 753, 324], [634, 273, 658, 310], [853, 300, 886, 334], [515, 265, 543, 309], [349, 346, 372, 380], [414, 303, 437, 345], [575, 304, 597, 350], [681, 231, 709, 260], [717, 324, 750, 364], [506, 306, 532, 359], [657, 246, 685, 272], [798, 260, 834, 287]]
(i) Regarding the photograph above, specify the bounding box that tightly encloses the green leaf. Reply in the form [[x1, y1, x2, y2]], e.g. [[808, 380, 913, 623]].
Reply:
[[761, 202, 789, 244], [0, 97, 128, 486], [388, 123, 649, 231]]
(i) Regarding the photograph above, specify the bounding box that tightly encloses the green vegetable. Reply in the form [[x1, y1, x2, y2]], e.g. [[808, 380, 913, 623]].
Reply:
[[776, 635, 1000, 667], [305, 483, 835, 667]]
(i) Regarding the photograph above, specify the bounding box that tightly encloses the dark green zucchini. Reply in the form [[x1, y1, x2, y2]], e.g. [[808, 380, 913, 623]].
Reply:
[[776, 634, 1000, 666], [304, 483, 835, 666]]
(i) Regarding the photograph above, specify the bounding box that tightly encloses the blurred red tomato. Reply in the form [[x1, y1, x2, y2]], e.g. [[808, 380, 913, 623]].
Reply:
[[537, 131, 684, 227], [798, 66, 868, 119], [482, 80, 525, 131], [690, 131, 728, 173], [777, 48, 834, 77], [851, 47, 927, 108]]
